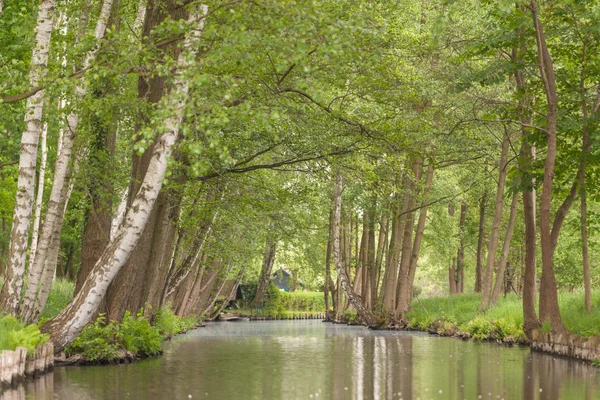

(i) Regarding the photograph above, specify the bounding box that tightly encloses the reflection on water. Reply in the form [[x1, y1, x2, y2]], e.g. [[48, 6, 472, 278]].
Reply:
[[3, 320, 599, 399]]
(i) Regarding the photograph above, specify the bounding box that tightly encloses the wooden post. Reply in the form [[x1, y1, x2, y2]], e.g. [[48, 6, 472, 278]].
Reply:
[[1, 350, 13, 386], [15, 347, 27, 381]]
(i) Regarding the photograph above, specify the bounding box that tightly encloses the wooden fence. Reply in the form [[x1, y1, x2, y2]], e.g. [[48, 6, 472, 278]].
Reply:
[[0, 342, 53, 388]]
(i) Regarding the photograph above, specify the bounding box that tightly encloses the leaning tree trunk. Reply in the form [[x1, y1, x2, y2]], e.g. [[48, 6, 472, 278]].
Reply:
[[103, 0, 192, 320], [489, 193, 519, 307], [40, 5, 208, 352], [252, 236, 277, 306], [332, 170, 378, 326], [0, 0, 56, 315], [480, 130, 510, 309]]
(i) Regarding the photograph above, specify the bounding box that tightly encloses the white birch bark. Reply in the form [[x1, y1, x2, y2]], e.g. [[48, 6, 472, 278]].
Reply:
[[110, 189, 128, 238], [134, 0, 147, 34], [0, 0, 56, 314], [42, 5, 209, 351], [28, 122, 48, 271], [20, 0, 115, 322]]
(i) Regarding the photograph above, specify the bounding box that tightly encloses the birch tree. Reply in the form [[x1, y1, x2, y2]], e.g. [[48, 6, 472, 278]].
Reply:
[[41, 4, 209, 351], [0, 0, 56, 314], [20, 0, 115, 323]]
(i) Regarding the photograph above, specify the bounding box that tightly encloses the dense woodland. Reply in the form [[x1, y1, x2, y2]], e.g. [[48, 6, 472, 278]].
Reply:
[[0, 0, 598, 353]]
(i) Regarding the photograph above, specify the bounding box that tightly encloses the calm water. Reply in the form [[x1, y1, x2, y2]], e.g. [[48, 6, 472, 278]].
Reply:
[[5, 320, 600, 399]]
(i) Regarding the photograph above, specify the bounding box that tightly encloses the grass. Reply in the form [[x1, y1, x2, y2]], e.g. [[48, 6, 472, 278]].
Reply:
[[407, 290, 600, 342], [42, 278, 74, 320]]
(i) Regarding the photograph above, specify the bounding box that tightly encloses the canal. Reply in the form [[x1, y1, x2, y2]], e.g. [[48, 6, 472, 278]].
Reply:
[[9, 320, 600, 399]]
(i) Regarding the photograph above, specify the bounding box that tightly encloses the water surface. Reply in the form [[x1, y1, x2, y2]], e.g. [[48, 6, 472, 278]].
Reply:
[[7, 320, 600, 399]]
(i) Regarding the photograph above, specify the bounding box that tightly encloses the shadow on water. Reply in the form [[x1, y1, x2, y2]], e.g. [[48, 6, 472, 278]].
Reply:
[[2, 320, 599, 399]]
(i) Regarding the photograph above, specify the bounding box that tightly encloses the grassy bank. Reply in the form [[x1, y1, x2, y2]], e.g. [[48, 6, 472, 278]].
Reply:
[[406, 291, 600, 342]]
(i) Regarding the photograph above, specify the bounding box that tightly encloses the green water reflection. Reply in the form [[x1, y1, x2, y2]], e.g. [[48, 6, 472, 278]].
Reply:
[[6, 320, 600, 399]]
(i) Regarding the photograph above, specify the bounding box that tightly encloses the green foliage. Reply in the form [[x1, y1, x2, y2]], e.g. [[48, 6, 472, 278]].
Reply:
[[118, 311, 162, 357], [67, 307, 201, 362], [41, 278, 74, 320], [343, 311, 360, 325], [0, 315, 49, 353], [464, 316, 493, 340], [592, 359, 600, 368], [278, 292, 326, 312], [262, 283, 288, 319], [152, 307, 182, 338], [66, 316, 120, 361], [153, 306, 200, 338]]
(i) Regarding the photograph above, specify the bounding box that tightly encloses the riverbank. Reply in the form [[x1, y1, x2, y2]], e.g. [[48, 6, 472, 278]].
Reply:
[[400, 292, 600, 363]]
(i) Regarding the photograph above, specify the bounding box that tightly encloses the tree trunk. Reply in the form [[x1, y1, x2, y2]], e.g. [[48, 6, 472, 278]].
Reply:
[[365, 202, 376, 310], [332, 170, 378, 326], [31, 183, 73, 321], [474, 192, 487, 293], [489, 193, 519, 307], [395, 159, 423, 318], [252, 236, 277, 306], [20, 0, 115, 323], [0, 0, 56, 315], [324, 210, 333, 320], [531, 0, 565, 333], [579, 53, 596, 313], [290, 272, 298, 292], [103, 0, 192, 321], [480, 129, 510, 308], [380, 175, 410, 312], [448, 258, 457, 294], [512, 28, 540, 334], [372, 213, 388, 308], [28, 122, 48, 274], [404, 162, 434, 305], [74, 89, 119, 296], [40, 5, 208, 352]]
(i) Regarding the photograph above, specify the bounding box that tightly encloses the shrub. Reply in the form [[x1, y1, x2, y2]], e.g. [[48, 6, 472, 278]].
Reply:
[[66, 315, 120, 361], [67, 311, 162, 361], [263, 283, 288, 318], [592, 359, 600, 368], [153, 307, 182, 338], [0, 315, 49, 353], [343, 310, 359, 325], [119, 311, 162, 357], [464, 316, 493, 340]]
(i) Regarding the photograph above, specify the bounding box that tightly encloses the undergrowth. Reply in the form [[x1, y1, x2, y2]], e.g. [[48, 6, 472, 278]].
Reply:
[[407, 291, 600, 342], [0, 315, 49, 352], [66, 307, 201, 362]]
